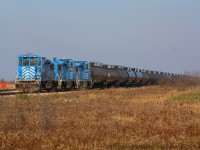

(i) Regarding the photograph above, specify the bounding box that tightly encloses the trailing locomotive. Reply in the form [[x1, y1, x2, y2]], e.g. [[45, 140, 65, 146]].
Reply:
[[15, 54, 182, 92]]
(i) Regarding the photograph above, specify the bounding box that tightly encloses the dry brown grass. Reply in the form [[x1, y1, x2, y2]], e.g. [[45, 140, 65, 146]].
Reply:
[[1, 86, 200, 149], [6, 84, 16, 90]]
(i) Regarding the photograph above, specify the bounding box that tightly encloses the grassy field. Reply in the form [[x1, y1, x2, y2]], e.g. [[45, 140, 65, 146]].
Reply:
[[1, 85, 200, 149]]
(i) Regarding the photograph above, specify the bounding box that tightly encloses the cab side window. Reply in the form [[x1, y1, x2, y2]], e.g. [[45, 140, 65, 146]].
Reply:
[[70, 62, 73, 68], [50, 64, 54, 70], [58, 65, 61, 71], [85, 64, 89, 73], [19, 58, 23, 66], [37, 58, 41, 66], [70, 62, 73, 72], [76, 66, 79, 72]]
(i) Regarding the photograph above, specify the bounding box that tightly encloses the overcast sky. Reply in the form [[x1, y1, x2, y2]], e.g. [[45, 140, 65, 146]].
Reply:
[[0, 0, 200, 80]]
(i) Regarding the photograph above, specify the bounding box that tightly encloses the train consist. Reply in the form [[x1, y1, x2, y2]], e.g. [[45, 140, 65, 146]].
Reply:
[[15, 54, 184, 92]]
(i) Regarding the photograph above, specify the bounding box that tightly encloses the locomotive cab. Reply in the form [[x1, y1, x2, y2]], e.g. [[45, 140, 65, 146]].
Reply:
[[80, 61, 90, 80], [15, 54, 45, 92], [42, 58, 76, 91], [74, 61, 91, 89]]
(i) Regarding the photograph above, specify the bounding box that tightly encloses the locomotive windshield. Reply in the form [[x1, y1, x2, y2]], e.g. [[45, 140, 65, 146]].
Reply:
[[24, 58, 29, 66], [30, 58, 37, 66], [19, 57, 42, 66]]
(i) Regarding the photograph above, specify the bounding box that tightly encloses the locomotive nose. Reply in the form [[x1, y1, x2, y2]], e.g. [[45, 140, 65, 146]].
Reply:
[[21, 66, 36, 80]]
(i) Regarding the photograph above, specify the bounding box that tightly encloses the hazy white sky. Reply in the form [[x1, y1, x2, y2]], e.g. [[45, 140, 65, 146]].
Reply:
[[0, 0, 200, 79]]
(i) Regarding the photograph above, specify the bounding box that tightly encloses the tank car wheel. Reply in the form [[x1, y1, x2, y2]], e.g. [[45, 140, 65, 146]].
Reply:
[[115, 82, 120, 88]]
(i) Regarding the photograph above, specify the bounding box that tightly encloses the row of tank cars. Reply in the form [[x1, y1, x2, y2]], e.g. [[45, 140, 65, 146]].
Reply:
[[15, 54, 184, 92]]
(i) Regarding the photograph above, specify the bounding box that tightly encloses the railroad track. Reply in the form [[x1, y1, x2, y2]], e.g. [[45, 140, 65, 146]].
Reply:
[[0, 90, 23, 96], [0, 89, 16, 92], [0, 89, 83, 96]]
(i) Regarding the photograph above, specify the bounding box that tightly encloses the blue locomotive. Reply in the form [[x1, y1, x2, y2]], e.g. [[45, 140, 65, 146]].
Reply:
[[42, 58, 76, 91], [15, 54, 48, 92], [74, 61, 91, 89], [15, 54, 182, 92]]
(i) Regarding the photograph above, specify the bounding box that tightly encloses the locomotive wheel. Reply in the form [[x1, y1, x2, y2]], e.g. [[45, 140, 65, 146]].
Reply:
[[89, 83, 93, 88], [51, 82, 58, 92], [66, 81, 73, 90], [52, 86, 58, 92], [61, 84, 67, 91], [81, 81, 88, 90], [99, 82, 107, 89], [115, 82, 120, 88]]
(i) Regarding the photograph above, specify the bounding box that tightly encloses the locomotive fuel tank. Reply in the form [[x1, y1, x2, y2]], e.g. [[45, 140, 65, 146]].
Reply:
[[114, 66, 129, 84]]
